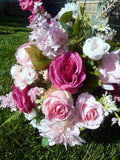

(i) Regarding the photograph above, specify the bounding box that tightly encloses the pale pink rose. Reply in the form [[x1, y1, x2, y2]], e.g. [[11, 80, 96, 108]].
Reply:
[[15, 43, 33, 67], [42, 90, 74, 122], [75, 92, 104, 129], [28, 87, 44, 102], [10, 64, 22, 79], [14, 67, 38, 90], [39, 118, 85, 149], [98, 51, 120, 89]]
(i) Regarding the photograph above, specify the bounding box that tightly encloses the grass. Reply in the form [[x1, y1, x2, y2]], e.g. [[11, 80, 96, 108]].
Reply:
[[0, 15, 120, 160]]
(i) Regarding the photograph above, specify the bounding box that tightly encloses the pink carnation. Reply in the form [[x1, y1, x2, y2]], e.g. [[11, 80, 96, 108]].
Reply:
[[49, 51, 86, 94], [39, 118, 85, 149], [75, 92, 104, 129], [42, 90, 74, 122], [98, 51, 120, 89]]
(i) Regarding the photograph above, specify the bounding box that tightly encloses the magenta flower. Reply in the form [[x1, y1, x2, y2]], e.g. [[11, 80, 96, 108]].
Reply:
[[19, 0, 34, 11], [49, 51, 86, 94], [12, 86, 34, 113]]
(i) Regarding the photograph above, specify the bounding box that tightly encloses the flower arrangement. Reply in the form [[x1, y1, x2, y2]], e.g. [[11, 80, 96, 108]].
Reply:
[[0, 0, 120, 149]]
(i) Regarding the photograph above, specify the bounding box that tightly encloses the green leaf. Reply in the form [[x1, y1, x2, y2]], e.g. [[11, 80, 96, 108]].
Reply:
[[60, 21, 73, 34], [73, 16, 81, 36], [59, 11, 73, 23], [25, 44, 52, 71], [41, 137, 49, 146], [79, 4, 85, 16]]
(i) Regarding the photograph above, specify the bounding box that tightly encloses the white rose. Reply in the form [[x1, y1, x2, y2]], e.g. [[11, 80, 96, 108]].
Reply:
[[83, 37, 110, 60], [24, 108, 36, 120]]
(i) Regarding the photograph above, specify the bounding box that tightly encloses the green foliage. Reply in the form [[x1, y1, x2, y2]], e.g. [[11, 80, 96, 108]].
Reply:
[[59, 11, 73, 23], [41, 137, 49, 146], [25, 44, 52, 71]]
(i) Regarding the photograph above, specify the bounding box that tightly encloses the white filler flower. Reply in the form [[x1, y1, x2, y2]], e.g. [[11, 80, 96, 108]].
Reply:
[[56, 2, 80, 19], [83, 37, 110, 60]]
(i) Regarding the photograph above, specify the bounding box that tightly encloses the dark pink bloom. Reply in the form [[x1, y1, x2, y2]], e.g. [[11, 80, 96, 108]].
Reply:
[[49, 51, 86, 94], [19, 0, 42, 11], [19, 0, 34, 11], [12, 86, 34, 113]]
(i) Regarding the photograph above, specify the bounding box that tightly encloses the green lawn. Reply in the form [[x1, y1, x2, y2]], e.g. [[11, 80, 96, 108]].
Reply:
[[0, 15, 120, 160]]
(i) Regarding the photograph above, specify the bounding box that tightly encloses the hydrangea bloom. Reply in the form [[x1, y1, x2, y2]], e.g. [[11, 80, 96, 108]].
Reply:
[[29, 18, 69, 59]]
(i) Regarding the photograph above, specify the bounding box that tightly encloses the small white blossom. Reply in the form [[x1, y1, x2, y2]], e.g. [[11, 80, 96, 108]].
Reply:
[[100, 93, 117, 116], [24, 108, 37, 120], [56, 2, 80, 19], [111, 117, 120, 126]]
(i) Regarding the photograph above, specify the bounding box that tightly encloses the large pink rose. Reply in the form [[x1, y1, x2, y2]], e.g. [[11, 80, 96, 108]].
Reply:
[[75, 92, 104, 129], [98, 51, 120, 89], [49, 51, 86, 94], [12, 86, 34, 113], [42, 90, 74, 122]]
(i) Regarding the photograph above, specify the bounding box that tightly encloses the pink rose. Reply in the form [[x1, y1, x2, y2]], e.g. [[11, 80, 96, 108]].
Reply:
[[15, 43, 33, 67], [12, 86, 34, 113], [49, 51, 86, 94], [42, 90, 74, 122], [75, 92, 104, 129], [98, 51, 120, 89]]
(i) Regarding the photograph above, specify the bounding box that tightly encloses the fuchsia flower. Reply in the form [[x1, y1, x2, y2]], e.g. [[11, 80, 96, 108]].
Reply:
[[12, 86, 34, 113], [42, 90, 74, 122], [19, 0, 41, 11], [75, 92, 104, 129], [49, 51, 86, 94]]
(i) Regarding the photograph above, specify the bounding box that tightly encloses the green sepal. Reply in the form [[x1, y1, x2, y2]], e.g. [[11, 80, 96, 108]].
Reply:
[[59, 11, 73, 23], [25, 44, 52, 71], [41, 137, 49, 146]]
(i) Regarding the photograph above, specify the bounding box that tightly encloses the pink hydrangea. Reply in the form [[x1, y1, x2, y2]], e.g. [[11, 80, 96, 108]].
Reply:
[[42, 90, 74, 122], [29, 18, 69, 59], [49, 51, 86, 94], [0, 92, 17, 112], [39, 118, 85, 149], [98, 51, 120, 90], [75, 92, 104, 129]]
